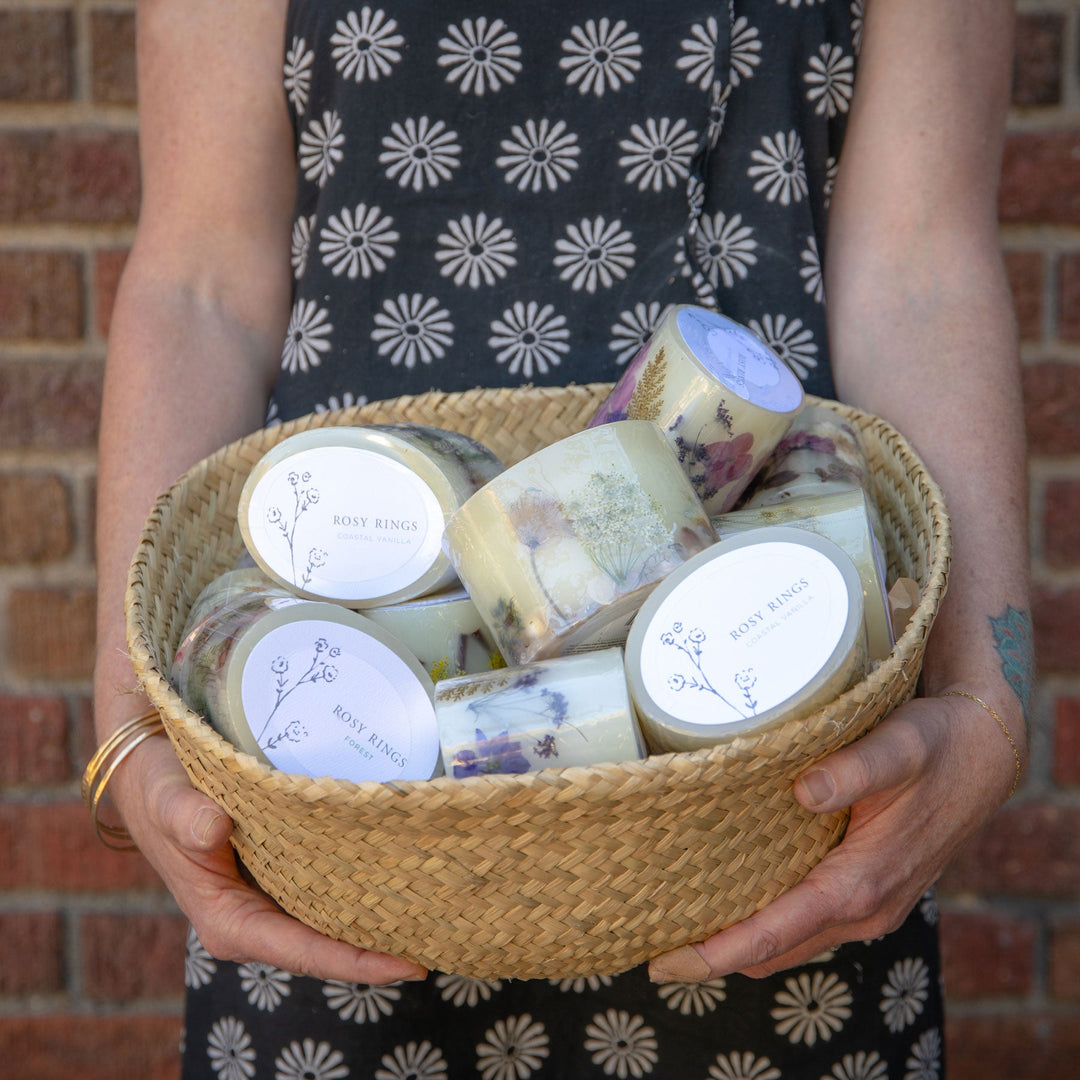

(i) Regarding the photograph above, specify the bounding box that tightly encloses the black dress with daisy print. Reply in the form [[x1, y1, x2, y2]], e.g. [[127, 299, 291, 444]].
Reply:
[[182, 3, 947, 1079]]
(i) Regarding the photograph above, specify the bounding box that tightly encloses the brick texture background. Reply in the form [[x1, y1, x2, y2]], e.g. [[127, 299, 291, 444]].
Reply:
[[0, 3, 1077, 1077]]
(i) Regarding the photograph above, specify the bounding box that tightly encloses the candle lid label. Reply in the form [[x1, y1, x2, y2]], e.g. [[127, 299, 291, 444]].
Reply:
[[676, 307, 802, 413], [244, 446, 444, 601], [237, 617, 438, 782], [637, 541, 851, 727]]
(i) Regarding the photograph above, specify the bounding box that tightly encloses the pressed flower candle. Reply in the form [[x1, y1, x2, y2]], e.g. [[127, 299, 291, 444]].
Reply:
[[588, 304, 804, 515], [625, 527, 868, 753], [238, 423, 503, 608], [434, 648, 646, 778], [442, 420, 717, 665]]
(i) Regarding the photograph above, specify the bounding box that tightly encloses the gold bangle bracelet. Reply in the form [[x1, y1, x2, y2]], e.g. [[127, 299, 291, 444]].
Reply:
[[942, 689, 1022, 799], [82, 708, 167, 851]]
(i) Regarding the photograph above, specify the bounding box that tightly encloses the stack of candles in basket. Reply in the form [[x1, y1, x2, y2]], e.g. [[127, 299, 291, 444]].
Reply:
[[171, 305, 908, 788]]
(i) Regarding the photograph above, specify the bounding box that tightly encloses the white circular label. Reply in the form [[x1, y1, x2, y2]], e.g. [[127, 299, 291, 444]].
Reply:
[[239, 618, 437, 782], [244, 446, 444, 601], [638, 542, 850, 727]]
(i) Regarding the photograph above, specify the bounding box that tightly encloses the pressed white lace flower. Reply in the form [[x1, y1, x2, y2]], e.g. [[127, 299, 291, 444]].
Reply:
[[584, 1009, 659, 1079], [375, 1040, 448, 1080], [299, 110, 345, 189], [805, 43, 855, 118], [608, 302, 668, 365], [434, 972, 503, 1007], [206, 1016, 256, 1080], [184, 926, 216, 989], [824, 1050, 889, 1080], [436, 213, 517, 287], [439, 17, 521, 95], [238, 962, 292, 1012], [476, 1014, 549, 1080], [881, 957, 931, 1033], [657, 978, 727, 1016], [283, 36, 314, 114], [707, 1051, 781, 1080], [748, 130, 808, 206], [619, 117, 698, 193], [489, 301, 570, 377], [687, 210, 758, 289], [560, 18, 642, 96], [291, 214, 316, 279], [800, 235, 825, 303], [281, 299, 333, 374], [380, 116, 461, 191], [730, 16, 763, 86], [372, 293, 454, 368], [496, 118, 580, 193], [904, 1027, 943, 1080], [548, 973, 615, 993], [771, 970, 853, 1046], [274, 1038, 348, 1080], [553, 215, 635, 293], [748, 314, 817, 379], [677, 17, 717, 90], [322, 979, 402, 1023], [319, 203, 398, 279], [314, 391, 365, 414], [330, 7, 404, 82]]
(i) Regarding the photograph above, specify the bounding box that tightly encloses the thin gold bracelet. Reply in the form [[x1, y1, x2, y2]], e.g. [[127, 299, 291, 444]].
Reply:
[[942, 689, 1022, 799], [82, 708, 166, 851]]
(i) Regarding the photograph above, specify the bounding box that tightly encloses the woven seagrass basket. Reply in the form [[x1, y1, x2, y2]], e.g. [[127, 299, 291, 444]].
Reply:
[[126, 383, 950, 980]]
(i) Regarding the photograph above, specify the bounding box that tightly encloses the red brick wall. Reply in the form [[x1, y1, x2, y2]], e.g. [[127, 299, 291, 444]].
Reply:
[[0, 4, 1077, 1077]]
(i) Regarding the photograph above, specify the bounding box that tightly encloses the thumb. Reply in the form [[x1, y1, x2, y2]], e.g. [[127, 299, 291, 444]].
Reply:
[[145, 750, 234, 852]]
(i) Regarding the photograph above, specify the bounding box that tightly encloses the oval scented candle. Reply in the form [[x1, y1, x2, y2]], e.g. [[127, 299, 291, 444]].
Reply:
[[625, 527, 868, 753], [588, 304, 804, 515], [442, 420, 717, 665], [238, 424, 503, 608]]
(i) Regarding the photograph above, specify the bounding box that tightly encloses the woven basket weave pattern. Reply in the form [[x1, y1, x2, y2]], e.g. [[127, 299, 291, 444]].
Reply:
[[126, 384, 950, 979]]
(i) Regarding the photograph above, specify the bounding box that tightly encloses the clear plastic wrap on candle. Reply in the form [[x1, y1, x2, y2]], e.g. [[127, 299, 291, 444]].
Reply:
[[625, 527, 868, 753], [170, 570, 440, 783], [443, 420, 717, 665], [588, 304, 804, 515], [238, 424, 503, 608], [364, 586, 504, 681], [435, 648, 646, 778], [712, 489, 894, 663]]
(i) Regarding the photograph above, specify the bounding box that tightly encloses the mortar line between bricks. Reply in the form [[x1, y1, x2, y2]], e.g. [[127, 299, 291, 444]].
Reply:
[[0, 225, 136, 246], [0, 106, 138, 129]]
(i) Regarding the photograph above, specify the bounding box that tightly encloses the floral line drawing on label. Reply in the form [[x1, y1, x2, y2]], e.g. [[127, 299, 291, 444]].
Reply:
[[257, 636, 341, 745], [265, 469, 321, 586], [660, 622, 748, 720]]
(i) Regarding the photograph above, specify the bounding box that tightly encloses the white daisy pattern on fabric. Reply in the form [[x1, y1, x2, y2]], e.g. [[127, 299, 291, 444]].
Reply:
[[438, 18, 521, 95], [496, 118, 580, 193], [881, 956, 931, 1033], [851, 0, 866, 54], [238, 962, 292, 1012], [687, 210, 758, 289], [434, 973, 503, 1007], [770, 970, 853, 1046], [291, 214, 316, 280], [281, 299, 333, 375], [314, 391, 366, 414], [656, 978, 727, 1017], [800, 236, 825, 303], [380, 117, 461, 192], [608, 302, 668, 365], [548, 973, 615, 993], [920, 890, 940, 925], [676, 17, 719, 91], [748, 131, 808, 207], [560, 19, 642, 97], [322, 979, 402, 1023], [330, 7, 404, 82], [824, 1050, 889, 1080], [730, 16, 763, 86], [274, 1038, 348, 1080], [436, 213, 518, 288], [904, 1027, 943, 1080], [319, 203, 399, 279], [554, 215, 635, 293], [374, 1040, 449, 1080], [184, 926, 216, 990], [489, 301, 570, 377], [372, 293, 454, 369], [475, 1014, 550, 1080], [207, 1016, 256, 1080], [584, 1009, 659, 1079], [706, 1050, 781, 1080], [748, 314, 818, 379], [283, 36, 314, 114], [299, 110, 345, 189], [824, 155, 839, 208], [804, 43, 855, 118], [618, 117, 698, 193]]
